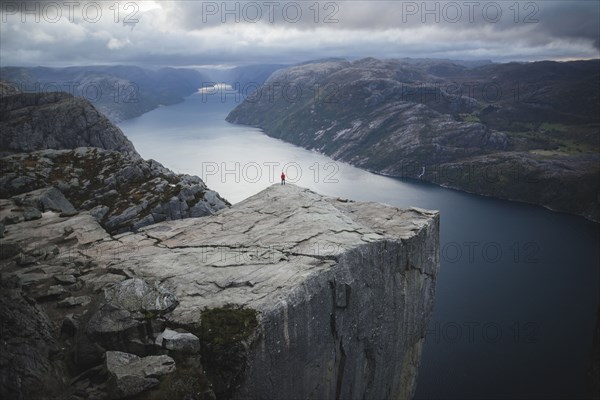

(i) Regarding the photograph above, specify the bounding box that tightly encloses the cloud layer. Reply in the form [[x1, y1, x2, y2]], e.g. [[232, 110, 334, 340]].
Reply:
[[1, 0, 598, 67]]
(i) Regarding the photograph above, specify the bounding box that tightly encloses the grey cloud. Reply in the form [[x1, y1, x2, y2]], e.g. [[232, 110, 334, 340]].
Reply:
[[0, 0, 598, 67]]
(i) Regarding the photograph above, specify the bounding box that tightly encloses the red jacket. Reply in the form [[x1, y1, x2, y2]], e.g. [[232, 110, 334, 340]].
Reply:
[[281, 172, 285, 180]]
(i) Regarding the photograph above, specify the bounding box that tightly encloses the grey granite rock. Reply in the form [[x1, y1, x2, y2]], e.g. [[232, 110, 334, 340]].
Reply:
[[105, 351, 175, 399], [55, 274, 77, 284], [35, 285, 69, 301], [0, 243, 20, 260], [0, 92, 138, 157], [0, 184, 440, 400], [87, 303, 141, 339], [156, 328, 201, 353], [0, 280, 63, 399], [99, 184, 439, 399], [84, 278, 179, 355], [1, 149, 229, 234], [23, 206, 41, 221], [103, 278, 179, 317], [13, 187, 77, 214], [57, 295, 91, 308]]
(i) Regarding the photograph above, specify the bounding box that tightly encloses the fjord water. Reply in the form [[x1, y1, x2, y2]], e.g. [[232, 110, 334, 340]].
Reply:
[[119, 92, 600, 399]]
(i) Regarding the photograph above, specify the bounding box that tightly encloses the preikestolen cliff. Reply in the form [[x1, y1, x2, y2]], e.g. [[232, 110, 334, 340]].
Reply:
[[1, 2, 599, 400]]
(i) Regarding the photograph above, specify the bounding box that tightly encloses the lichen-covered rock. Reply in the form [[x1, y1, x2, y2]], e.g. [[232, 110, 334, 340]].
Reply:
[[103, 278, 179, 317], [13, 187, 77, 214], [1, 149, 229, 233]]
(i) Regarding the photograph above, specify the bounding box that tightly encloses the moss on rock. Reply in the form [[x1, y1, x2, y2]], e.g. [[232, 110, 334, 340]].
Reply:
[[199, 306, 258, 346]]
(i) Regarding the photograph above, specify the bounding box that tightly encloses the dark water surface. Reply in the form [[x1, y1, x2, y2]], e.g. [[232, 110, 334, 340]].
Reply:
[[120, 92, 599, 399]]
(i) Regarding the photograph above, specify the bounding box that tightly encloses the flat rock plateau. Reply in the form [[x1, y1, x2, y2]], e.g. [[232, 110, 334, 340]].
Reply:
[[1, 184, 439, 400]]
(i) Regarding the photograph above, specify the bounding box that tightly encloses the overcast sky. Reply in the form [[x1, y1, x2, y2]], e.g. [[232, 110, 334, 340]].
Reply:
[[1, 0, 598, 67]]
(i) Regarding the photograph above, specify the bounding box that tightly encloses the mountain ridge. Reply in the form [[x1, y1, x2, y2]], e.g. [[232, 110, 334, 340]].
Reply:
[[227, 57, 600, 221]]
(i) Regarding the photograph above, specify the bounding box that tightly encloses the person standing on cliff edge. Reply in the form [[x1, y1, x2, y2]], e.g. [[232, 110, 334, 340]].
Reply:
[[281, 171, 286, 185]]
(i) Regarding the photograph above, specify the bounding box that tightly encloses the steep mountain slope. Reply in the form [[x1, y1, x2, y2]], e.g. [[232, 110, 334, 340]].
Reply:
[[227, 58, 600, 221], [0, 91, 138, 157]]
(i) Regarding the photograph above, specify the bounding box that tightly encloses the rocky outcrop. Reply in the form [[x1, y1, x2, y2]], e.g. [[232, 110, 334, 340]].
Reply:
[[227, 58, 600, 221], [105, 351, 176, 399], [0, 85, 229, 233], [0, 184, 440, 399], [0, 92, 138, 156], [1, 148, 229, 234]]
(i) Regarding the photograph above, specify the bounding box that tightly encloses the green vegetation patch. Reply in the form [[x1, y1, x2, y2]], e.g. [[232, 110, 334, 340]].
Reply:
[[458, 113, 481, 123], [539, 122, 568, 132], [200, 306, 258, 346], [137, 365, 212, 400]]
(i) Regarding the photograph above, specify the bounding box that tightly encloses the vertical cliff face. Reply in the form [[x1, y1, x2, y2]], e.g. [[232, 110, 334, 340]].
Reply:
[[231, 190, 439, 400], [0, 184, 439, 399], [127, 184, 440, 399]]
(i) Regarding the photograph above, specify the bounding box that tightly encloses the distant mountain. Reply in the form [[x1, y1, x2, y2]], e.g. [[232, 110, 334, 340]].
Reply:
[[225, 63, 287, 93], [0, 66, 210, 122], [227, 58, 600, 221], [393, 57, 494, 69]]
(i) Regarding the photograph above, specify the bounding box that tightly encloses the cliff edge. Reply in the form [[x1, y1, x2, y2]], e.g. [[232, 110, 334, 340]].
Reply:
[[0, 184, 440, 400]]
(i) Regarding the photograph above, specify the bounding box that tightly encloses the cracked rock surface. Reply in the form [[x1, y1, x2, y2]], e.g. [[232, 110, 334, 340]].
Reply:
[[1, 183, 439, 400]]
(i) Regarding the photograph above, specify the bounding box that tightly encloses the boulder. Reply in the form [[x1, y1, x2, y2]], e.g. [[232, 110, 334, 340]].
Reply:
[[105, 351, 175, 399], [57, 296, 91, 308], [103, 278, 179, 318], [85, 279, 179, 354], [87, 303, 141, 338], [156, 328, 201, 353], [13, 187, 77, 215], [23, 207, 42, 221]]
